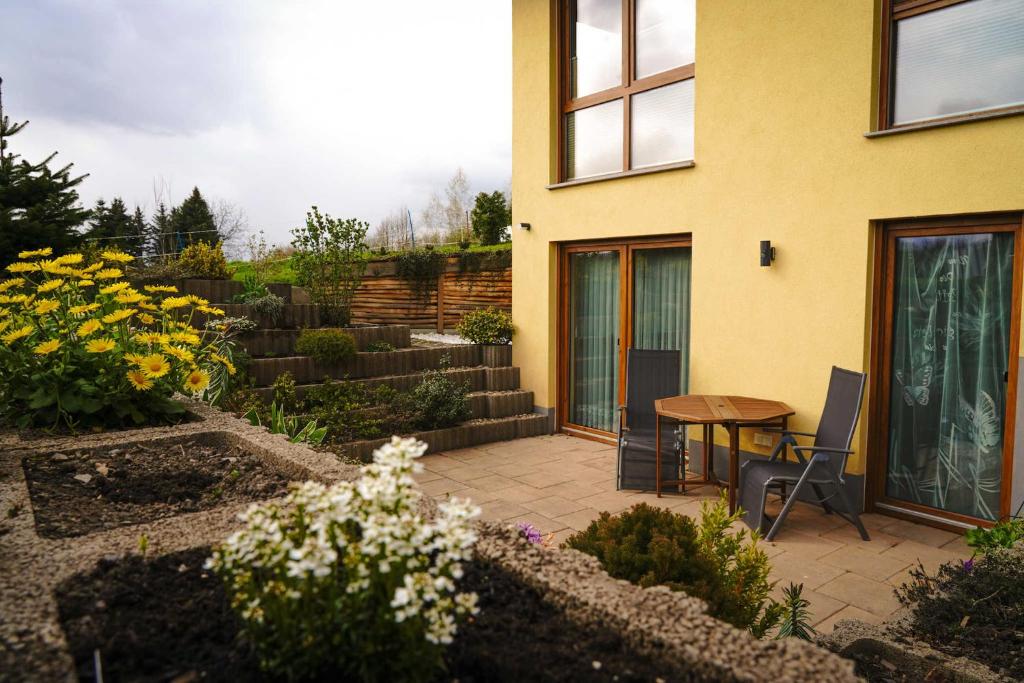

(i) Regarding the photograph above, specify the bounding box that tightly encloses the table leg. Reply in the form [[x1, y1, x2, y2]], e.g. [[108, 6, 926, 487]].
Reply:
[[728, 422, 739, 514], [779, 415, 789, 501], [656, 413, 662, 498], [703, 424, 713, 485]]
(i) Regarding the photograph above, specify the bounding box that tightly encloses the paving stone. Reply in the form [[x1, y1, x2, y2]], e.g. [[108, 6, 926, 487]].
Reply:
[[879, 540, 966, 574], [523, 495, 587, 519], [418, 476, 469, 497], [467, 474, 520, 492], [763, 528, 844, 560], [768, 553, 847, 590], [813, 605, 884, 633], [442, 466, 496, 484], [818, 545, 911, 582], [818, 525, 903, 554], [552, 507, 604, 532], [817, 572, 901, 617], [880, 519, 959, 547], [490, 484, 549, 505]]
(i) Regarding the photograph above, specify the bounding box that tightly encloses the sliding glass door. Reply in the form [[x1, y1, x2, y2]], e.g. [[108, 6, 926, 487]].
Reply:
[[874, 220, 1022, 524], [561, 238, 691, 436]]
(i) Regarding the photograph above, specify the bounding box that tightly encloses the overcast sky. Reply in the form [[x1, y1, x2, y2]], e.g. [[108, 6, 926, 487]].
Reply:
[[0, 0, 512, 247]]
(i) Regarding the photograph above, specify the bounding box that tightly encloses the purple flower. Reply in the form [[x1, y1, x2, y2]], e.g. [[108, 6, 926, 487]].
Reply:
[[962, 558, 975, 573], [516, 521, 543, 544]]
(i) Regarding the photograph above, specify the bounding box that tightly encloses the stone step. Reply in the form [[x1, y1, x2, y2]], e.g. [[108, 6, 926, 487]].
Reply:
[[169, 278, 295, 305], [197, 303, 322, 329], [247, 344, 513, 387], [253, 366, 521, 402], [333, 413, 550, 462], [238, 325, 411, 357]]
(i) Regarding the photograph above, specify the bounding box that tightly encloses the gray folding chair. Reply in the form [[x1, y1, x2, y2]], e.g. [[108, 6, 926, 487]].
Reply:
[[616, 349, 683, 491], [738, 366, 869, 541]]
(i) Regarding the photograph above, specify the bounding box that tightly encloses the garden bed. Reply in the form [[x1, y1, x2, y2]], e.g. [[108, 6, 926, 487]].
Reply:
[[57, 548, 677, 682], [23, 433, 293, 538]]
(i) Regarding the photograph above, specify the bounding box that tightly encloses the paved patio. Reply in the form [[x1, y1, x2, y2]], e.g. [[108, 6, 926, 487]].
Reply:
[[416, 433, 972, 634]]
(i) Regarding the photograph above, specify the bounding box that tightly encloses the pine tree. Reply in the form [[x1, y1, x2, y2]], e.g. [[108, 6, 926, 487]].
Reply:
[[84, 197, 134, 252], [470, 191, 511, 246], [170, 186, 219, 247], [151, 202, 175, 258], [128, 205, 148, 257], [0, 78, 90, 264]]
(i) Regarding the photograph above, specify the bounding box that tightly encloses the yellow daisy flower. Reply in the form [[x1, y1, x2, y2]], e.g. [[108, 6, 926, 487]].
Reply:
[[95, 268, 123, 280], [138, 301, 158, 311], [183, 369, 210, 394], [85, 338, 117, 354], [68, 303, 101, 316], [34, 299, 60, 315], [53, 253, 84, 265], [126, 369, 154, 391], [143, 285, 178, 293], [139, 353, 171, 378], [82, 262, 104, 274], [163, 345, 195, 364], [133, 332, 168, 345], [115, 291, 146, 305], [101, 309, 135, 324], [33, 339, 60, 355], [99, 250, 134, 263], [170, 331, 200, 346], [100, 282, 131, 295], [0, 320, 10, 335], [2, 325, 33, 345], [197, 305, 225, 316], [210, 352, 237, 376], [6, 262, 39, 273], [160, 296, 191, 310], [124, 353, 145, 365], [77, 319, 103, 337], [36, 279, 64, 293], [0, 278, 25, 292], [78, 279, 96, 288], [185, 294, 209, 306], [138, 313, 156, 325], [40, 260, 75, 275], [17, 247, 52, 259]]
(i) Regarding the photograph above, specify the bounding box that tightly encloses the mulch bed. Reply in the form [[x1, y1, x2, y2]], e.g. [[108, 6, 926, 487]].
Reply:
[[23, 439, 292, 538], [56, 548, 676, 682]]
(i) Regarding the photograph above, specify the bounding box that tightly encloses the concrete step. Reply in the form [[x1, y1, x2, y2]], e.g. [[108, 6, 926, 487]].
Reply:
[[238, 325, 411, 357], [332, 413, 550, 462], [170, 278, 294, 304]]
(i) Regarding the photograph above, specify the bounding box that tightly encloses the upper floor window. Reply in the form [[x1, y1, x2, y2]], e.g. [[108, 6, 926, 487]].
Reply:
[[561, 0, 695, 181], [880, 0, 1024, 129]]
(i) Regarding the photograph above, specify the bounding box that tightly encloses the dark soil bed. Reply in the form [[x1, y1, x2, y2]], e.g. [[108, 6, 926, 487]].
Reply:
[[57, 548, 677, 682], [23, 437, 292, 538]]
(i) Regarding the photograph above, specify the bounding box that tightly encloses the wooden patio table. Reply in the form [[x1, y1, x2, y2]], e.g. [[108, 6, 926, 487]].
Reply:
[[653, 395, 795, 513]]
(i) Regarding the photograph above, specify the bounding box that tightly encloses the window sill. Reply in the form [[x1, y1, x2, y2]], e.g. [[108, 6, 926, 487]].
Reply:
[[865, 106, 1024, 138], [546, 160, 695, 190]]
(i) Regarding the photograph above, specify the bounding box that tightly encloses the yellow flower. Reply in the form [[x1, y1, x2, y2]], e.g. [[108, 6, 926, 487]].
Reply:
[[33, 339, 60, 355], [211, 352, 237, 376], [100, 250, 134, 263], [115, 291, 146, 305], [197, 305, 225, 316], [183, 369, 210, 394], [138, 301, 158, 311], [126, 369, 154, 391], [82, 262, 104, 274], [39, 260, 75, 275], [54, 253, 84, 265], [124, 352, 145, 365], [6, 262, 39, 273], [77, 319, 103, 337], [34, 299, 60, 315], [85, 338, 117, 354], [143, 285, 178, 293], [17, 247, 52, 259], [170, 331, 200, 346], [100, 282, 131, 295], [133, 332, 169, 345], [36, 279, 64, 293], [0, 278, 25, 292], [138, 313, 156, 325], [0, 320, 10, 335], [78, 279, 95, 288], [160, 296, 191, 310], [2, 325, 33, 345], [101, 309, 135, 324], [95, 268, 123, 280], [140, 353, 171, 378], [69, 303, 101, 316], [185, 294, 209, 306], [163, 345, 195, 364]]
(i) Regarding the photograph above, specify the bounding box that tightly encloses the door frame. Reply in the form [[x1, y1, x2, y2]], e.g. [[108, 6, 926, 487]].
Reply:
[[556, 234, 692, 442], [866, 213, 1024, 527]]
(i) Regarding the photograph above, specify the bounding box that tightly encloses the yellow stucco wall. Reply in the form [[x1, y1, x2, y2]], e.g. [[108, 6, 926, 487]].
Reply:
[[510, 0, 1024, 474]]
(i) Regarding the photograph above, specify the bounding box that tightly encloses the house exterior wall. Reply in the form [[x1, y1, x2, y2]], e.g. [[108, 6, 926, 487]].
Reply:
[[510, 0, 1024, 479]]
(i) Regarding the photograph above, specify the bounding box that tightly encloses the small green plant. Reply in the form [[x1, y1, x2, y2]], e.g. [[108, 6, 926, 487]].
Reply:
[[291, 207, 368, 326], [366, 340, 396, 353], [207, 437, 480, 681], [295, 328, 357, 364], [456, 307, 514, 345], [271, 371, 299, 413], [175, 240, 231, 279], [775, 583, 815, 641], [137, 533, 149, 557], [965, 518, 1024, 555], [244, 402, 328, 445], [411, 359, 470, 430], [566, 495, 783, 637]]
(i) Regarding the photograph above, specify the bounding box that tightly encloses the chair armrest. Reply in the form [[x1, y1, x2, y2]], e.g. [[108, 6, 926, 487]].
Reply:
[[764, 427, 817, 438], [791, 445, 854, 455]]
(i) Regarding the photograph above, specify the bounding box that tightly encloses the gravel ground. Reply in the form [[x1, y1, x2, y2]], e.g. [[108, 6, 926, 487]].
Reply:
[[411, 331, 470, 345]]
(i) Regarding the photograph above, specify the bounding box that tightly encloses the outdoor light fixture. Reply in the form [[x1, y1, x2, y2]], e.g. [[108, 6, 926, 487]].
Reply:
[[760, 240, 776, 267], [517, 222, 532, 231]]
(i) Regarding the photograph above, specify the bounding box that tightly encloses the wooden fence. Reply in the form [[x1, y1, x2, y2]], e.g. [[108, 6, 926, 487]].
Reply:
[[349, 257, 511, 331]]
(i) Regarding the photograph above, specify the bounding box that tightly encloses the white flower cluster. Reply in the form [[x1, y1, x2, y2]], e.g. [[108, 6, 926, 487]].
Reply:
[[207, 436, 481, 675]]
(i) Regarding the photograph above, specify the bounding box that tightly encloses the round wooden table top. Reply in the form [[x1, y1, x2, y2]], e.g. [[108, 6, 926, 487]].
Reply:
[[654, 394, 794, 424]]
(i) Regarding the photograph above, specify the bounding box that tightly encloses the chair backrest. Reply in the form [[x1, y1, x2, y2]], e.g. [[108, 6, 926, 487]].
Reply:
[[624, 348, 681, 432], [814, 366, 867, 471]]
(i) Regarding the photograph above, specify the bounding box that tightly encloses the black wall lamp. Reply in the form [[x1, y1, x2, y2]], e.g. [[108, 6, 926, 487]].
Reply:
[[760, 240, 776, 267], [516, 222, 531, 232]]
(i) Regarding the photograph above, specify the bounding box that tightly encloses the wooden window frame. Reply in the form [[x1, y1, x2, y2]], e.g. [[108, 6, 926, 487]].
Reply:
[[556, 234, 692, 442], [866, 213, 1024, 528], [557, 0, 695, 183], [877, 0, 1024, 132]]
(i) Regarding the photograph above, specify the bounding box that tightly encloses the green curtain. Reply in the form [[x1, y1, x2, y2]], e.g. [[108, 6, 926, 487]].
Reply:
[[886, 232, 1014, 520], [570, 251, 620, 431], [632, 247, 691, 391]]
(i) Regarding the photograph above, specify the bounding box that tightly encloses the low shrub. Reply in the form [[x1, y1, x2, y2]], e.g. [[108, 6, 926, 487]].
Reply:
[[965, 518, 1024, 555], [0, 248, 235, 429], [306, 379, 417, 443], [175, 241, 231, 280], [411, 363, 471, 430], [366, 340, 396, 353], [207, 437, 480, 681], [566, 496, 782, 637], [271, 371, 299, 413], [295, 328, 356, 363], [456, 307, 514, 345]]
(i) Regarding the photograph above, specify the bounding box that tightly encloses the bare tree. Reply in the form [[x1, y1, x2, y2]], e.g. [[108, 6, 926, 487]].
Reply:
[[418, 168, 472, 246], [210, 198, 248, 258], [371, 205, 410, 251]]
